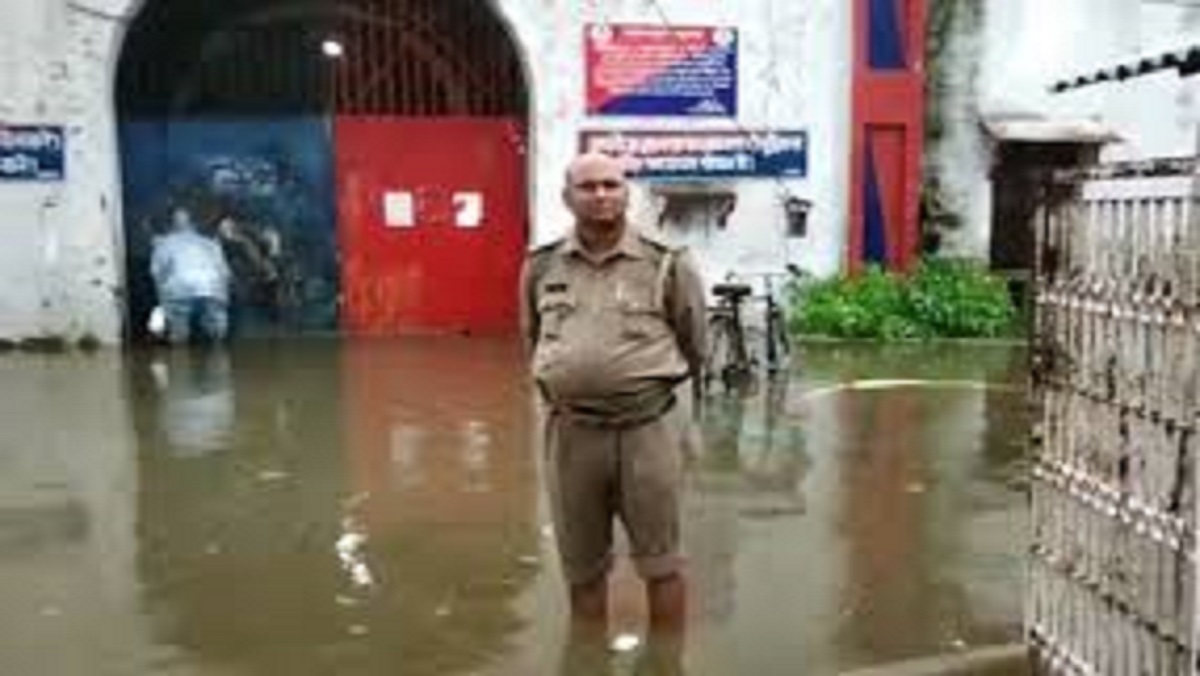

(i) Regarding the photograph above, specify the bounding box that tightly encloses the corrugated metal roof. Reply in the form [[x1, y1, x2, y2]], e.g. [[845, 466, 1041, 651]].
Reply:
[[1050, 42, 1200, 92]]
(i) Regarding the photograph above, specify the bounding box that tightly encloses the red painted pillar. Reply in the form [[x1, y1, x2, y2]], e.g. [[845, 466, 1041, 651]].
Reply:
[[848, 0, 928, 273]]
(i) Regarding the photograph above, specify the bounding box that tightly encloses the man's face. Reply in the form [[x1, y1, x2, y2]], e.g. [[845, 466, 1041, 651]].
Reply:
[[564, 157, 629, 226]]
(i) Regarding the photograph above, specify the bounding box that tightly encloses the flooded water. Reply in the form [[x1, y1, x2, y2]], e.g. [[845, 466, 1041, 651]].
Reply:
[[0, 339, 1029, 675]]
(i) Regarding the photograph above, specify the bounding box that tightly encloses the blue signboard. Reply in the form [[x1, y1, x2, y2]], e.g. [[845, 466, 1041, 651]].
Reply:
[[0, 125, 65, 181], [581, 130, 808, 179], [586, 25, 738, 118]]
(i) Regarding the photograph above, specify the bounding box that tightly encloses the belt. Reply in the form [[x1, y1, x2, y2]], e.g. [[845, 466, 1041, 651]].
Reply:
[[548, 392, 677, 430]]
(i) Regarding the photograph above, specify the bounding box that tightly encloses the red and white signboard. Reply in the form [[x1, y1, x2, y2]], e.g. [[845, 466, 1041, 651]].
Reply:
[[585, 24, 738, 117]]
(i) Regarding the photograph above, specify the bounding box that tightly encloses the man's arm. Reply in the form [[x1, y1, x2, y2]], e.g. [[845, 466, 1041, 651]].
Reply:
[[518, 256, 539, 358], [668, 251, 708, 380]]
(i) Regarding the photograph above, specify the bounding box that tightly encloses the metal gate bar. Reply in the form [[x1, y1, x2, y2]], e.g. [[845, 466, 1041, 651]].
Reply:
[[332, 0, 524, 116], [119, 0, 526, 118]]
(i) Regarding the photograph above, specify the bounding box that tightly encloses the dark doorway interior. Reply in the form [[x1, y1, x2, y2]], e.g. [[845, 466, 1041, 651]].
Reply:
[[118, 0, 527, 118], [989, 141, 1099, 271], [988, 140, 1101, 328]]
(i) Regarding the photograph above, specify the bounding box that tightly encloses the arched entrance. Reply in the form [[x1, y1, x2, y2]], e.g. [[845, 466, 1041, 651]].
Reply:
[[117, 0, 529, 340]]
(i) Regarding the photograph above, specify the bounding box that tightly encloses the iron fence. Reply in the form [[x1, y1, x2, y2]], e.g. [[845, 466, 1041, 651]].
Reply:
[[1030, 156, 1200, 675]]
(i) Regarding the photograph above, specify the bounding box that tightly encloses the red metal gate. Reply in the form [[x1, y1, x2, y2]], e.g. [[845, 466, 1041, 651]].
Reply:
[[335, 117, 526, 334]]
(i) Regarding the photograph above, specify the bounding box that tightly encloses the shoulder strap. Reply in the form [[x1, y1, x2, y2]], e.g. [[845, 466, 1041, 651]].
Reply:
[[634, 230, 684, 316]]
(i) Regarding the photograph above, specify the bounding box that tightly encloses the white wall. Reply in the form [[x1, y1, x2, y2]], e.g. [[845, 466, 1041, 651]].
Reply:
[[0, 0, 131, 343], [501, 0, 852, 285], [981, 0, 1199, 160], [926, 1, 990, 259], [0, 0, 849, 343], [931, 0, 1200, 260]]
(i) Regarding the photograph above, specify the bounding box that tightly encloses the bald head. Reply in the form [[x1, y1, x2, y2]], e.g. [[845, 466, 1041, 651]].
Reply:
[[563, 152, 630, 229], [565, 152, 627, 185]]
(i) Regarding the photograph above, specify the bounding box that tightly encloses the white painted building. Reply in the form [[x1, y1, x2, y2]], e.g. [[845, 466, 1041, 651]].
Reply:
[[0, 0, 856, 344], [929, 0, 1200, 263]]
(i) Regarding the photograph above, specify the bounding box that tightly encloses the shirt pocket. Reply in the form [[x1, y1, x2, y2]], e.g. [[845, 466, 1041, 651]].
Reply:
[[537, 292, 577, 341], [619, 294, 666, 341]]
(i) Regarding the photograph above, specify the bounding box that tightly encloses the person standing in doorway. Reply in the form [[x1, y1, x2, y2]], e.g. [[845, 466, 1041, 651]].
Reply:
[[520, 153, 708, 636], [150, 205, 232, 345]]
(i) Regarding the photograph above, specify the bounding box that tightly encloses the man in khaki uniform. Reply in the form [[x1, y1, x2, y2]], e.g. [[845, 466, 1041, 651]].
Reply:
[[520, 153, 707, 632]]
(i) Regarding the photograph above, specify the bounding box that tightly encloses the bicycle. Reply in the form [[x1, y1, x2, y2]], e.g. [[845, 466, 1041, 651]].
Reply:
[[705, 281, 755, 393], [739, 266, 806, 380], [705, 266, 807, 393]]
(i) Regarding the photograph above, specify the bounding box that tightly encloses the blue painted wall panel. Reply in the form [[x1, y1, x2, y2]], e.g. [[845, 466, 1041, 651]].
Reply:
[[863, 148, 889, 265], [868, 0, 906, 70]]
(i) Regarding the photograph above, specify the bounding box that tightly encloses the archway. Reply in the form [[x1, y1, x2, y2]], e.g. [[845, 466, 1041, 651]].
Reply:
[[117, 0, 529, 340]]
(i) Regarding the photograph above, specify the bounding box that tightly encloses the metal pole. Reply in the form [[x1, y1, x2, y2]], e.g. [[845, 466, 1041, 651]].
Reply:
[[1189, 113, 1200, 676]]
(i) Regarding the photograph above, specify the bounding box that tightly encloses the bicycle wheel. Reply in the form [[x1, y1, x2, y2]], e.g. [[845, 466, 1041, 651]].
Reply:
[[705, 314, 733, 392], [722, 320, 755, 391], [707, 314, 753, 393], [765, 308, 791, 378], [774, 307, 791, 356]]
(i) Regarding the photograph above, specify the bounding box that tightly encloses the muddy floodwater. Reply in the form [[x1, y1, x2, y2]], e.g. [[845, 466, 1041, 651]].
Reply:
[[0, 339, 1029, 675]]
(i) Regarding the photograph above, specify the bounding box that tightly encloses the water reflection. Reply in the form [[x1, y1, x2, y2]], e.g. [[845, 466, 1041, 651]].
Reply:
[[555, 627, 685, 676], [338, 338, 540, 675], [132, 338, 540, 675], [134, 342, 348, 674], [695, 379, 810, 518], [677, 344, 1029, 675], [0, 353, 148, 675], [816, 345, 1028, 668], [0, 501, 89, 558], [0, 341, 1030, 675], [148, 349, 235, 456], [835, 386, 939, 659]]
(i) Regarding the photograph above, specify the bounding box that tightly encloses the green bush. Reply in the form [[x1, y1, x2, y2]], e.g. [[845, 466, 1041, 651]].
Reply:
[[907, 258, 1016, 337], [789, 259, 1016, 341]]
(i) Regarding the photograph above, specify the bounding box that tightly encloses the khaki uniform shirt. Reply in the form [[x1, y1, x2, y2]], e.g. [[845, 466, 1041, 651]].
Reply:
[[519, 225, 707, 417]]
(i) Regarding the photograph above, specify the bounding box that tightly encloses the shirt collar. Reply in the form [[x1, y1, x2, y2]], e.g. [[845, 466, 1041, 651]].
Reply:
[[563, 225, 645, 262]]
